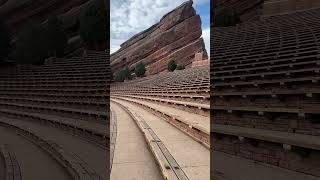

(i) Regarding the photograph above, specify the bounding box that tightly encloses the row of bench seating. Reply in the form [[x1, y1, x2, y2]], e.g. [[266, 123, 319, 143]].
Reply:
[[212, 7, 320, 177], [111, 66, 210, 116], [0, 50, 110, 145]]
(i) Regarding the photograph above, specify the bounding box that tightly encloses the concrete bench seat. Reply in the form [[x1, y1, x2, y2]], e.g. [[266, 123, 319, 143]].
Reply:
[[0, 108, 107, 136], [113, 94, 210, 109], [0, 91, 108, 100], [112, 96, 210, 136], [113, 92, 209, 99], [212, 105, 320, 115], [213, 59, 320, 76], [0, 101, 108, 124], [212, 124, 320, 151], [212, 89, 320, 97], [213, 67, 320, 82], [0, 79, 108, 85], [213, 76, 320, 88], [0, 97, 107, 111], [0, 70, 109, 77]]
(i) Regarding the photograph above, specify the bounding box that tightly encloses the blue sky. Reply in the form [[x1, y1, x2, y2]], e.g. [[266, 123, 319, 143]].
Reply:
[[110, 0, 210, 54]]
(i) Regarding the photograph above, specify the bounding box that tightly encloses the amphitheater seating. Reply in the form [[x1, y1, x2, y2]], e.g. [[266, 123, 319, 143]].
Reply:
[[212, 7, 320, 177], [111, 66, 210, 147], [111, 66, 210, 116], [0, 50, 110, 142]]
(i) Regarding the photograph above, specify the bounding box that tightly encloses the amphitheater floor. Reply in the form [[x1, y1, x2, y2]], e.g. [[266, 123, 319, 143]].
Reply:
[[110, 102, 163, 180], [213, 151, 319, 180], [0, 145, 6, 180], [0, 116, 108, 179], [111, 98, 210, 180], [0, 125, 71, 180]]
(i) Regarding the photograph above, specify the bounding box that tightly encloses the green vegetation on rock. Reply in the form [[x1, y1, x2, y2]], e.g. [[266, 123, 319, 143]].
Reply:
[[134, 62, 146, 77], [168, 59, 177, 72], [114, 67, 132, 82]]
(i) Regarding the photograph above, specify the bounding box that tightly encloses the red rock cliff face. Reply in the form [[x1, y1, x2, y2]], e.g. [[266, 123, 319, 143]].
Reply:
[[213, 0, 264, 22], [111, 0, 207, 75], [0, 0, 91, 35]]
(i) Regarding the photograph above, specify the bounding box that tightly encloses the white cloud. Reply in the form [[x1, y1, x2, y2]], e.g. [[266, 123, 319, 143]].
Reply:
[[110, 0, 210, 53], [202, 27, 210, 56]]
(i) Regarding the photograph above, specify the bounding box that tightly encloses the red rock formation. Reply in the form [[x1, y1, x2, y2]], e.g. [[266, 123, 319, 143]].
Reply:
[[0, 0, 92, 35], [111, 0, 207, 75], [213, 0, 264, 22]]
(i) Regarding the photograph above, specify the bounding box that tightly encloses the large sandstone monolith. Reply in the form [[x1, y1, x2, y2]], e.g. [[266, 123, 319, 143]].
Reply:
[[110, 0, 207, 75]]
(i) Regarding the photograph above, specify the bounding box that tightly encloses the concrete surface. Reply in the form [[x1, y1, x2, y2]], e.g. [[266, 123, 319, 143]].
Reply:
[[112, 98, 210, 180], [0, 126, 71, 180], [110, 102, 163, 180], [213, 151, 320, 180], [0, 116, 108, 179]]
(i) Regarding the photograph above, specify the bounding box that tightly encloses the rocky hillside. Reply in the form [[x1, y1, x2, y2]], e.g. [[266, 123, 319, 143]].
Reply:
[[0, 0, 91, 36], [111, 0, 207, 76], [213, 0, 264, 22]]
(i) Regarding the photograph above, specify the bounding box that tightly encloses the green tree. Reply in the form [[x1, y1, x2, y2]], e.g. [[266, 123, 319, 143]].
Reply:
[[123, 67, 131, 80], [114, 70, 125, 82], [168, 59, 177, 72], [44, 16, 68, 57], [114, 67, 132, 82], [15, 22, 47, 64], [80, 0, 107, 50], [134, 62, 146, 77], [0, 18, 11, 61]]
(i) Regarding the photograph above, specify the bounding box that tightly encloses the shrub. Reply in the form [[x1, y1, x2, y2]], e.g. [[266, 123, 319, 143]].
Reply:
[[123, 67, 131, 80], [135, 63, 145, 77], [176, 64, 185, 70], [167, 59, 177, 72], [114, 71, 125, 82], [114, 67, 131, 82]]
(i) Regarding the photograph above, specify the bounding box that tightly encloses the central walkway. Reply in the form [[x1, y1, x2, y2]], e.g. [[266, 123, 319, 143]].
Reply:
[[111, 98, 210, 180], [110, 102, 163, 180]]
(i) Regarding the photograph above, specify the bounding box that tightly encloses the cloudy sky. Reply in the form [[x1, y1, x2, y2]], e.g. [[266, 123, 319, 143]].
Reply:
[[110, 0, 210, 54]]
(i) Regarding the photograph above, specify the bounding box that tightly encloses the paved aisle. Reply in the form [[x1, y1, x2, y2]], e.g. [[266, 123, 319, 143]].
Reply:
[[112, 98, 210, 180], [110, 102, 163, 180]]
